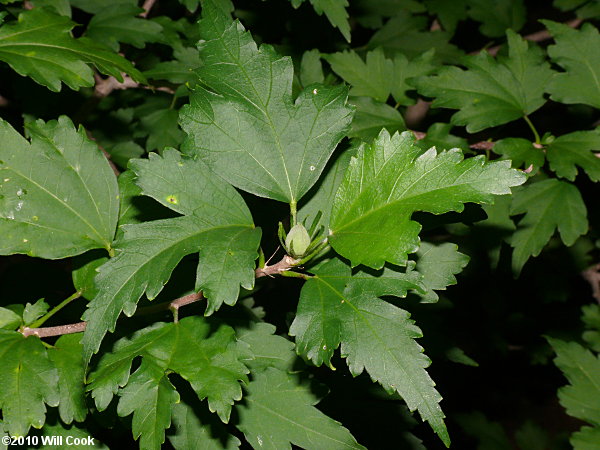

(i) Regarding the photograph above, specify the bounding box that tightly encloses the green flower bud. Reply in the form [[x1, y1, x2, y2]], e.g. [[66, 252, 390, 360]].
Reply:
[[285, 224, 311, 257]]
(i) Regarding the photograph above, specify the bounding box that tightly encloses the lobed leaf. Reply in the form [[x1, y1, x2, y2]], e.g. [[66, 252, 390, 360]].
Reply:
[[329, 130, 525, 269], [509, 179, 588, 274], [0, 8, 144, 92], [0, 331, 59, 436], [0, 117, 119, 259], [236, 368, 364, 450], [416, 30, 553, 132], [289, 259, 449, 446], [546, 129, 600, 182], [179, 7, 353, 203]]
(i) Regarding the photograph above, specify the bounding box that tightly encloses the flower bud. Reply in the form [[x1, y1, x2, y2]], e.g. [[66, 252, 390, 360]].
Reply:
[[285, 224, 311, 257]]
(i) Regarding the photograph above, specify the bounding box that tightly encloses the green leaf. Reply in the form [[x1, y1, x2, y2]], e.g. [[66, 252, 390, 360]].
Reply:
[[0, 8, 145, 92], [367, 11, 462, 63], [353, 0, 426, 28], [548, 338, 600, 430], [0, 331, 59, 436], [48, 334, 87, 424], [0, 116, 119, 259], [424, 0, 468, 33], [179, 9, 353, 203], [348, 96, 406, 141], [329, 130, 525, 268], [492, 138, 545, 172], [87, 317, 248, 423], [0, 307, 21, 330], [85, 5, 163, 51], [416, 30, 553, 132], [572, 426, 600, 450], [72, 251, 109, 300], [467, 0, 526, 37], [169, 402, 241, 450], [543, 21, 600, 109], [546, 129, 600, 182], [236, 368, 365, 450], [108, 142, 145, 169], [289, 259, 449, 445], [237, 322, 296, 372], [117, 360, 179, 450], [82, 150, 260, 363], [293, 0, 351, 42], [300, 49, 325, 87], [116, 170, 144, 226], [22, 299, 49, 325], [509, 179, 588, 274], [144, 46, 202, 84], [140, 109, 185, 153], [326, 48, 435, 105], [414, 242, 469, 302]]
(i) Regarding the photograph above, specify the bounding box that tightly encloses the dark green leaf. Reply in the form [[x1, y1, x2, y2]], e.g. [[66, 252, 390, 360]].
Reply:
[[300, 49, 325, 87], [85, 5, 163, 51], [509, 179, 588, 274], [48, 334, 87, 424], [544, 21, 600, 109], [414, 242, 469, 302], [329, 130, 525, 268], [546, 129, 600, 182], [82, 150, 260, 364], [0, 331, 59, 436], [22, 299, 49, 325], [467, 0, 526, 37], [179, 8, 353, 203], [416, 30, 553, 132], [237, 323, 296, 372], [289, 259, 449, 445], [347, 97, 406, 141], [237, 368, 365, 449], [141, 109, 185, 153], [0, 117, 119, 259], [0, 9, 145, 92], [492, 138, 545, 172]]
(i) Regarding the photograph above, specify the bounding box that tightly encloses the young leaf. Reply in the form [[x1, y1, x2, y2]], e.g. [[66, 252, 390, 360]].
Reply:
[[82, 150, 260, 363], [22, 299, 49, 325], [414, 123, 470, 153], [0, 8, 144, 92], [424, 0, 468, 33], [546, 129, 600, 182], [509, 179, 588, 274], [179, 7, 353, 203], [416, 30, 553, 132], [289, 259, 449, 446], [548, 338, 600, 447], [48, 334, 87, 424], [414, 242, 470, 302], [0, 117, 119, 259], [0, 331, 59, 436], [236, 368, 365, 450], [329, 130, 525, 269], [88, 317, 248, 423], [169, 402, 241, 450], [300, 49, 325, 87], [543, 21, 600, 109], [144, 46, 202, 85], [85, 5, 163, 51], [117, 360, 180, 450]]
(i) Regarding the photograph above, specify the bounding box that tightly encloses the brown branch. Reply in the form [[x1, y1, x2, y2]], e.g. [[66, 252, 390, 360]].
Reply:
[[21, 255, 300, 338], [582, 263, 600, 304], [140, 0, 158, 18]]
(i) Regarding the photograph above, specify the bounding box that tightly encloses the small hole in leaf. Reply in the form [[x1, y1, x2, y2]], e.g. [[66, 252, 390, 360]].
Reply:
[[166, 195, 178, 204]]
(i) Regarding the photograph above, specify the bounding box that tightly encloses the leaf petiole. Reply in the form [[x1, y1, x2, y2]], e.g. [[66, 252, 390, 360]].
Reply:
[[523, 115, 541, 145], [28, 290, 83, 329]]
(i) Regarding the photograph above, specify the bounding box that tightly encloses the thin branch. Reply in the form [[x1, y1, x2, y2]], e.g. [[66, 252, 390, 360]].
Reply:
[[582, 263, 600, 304], [21, 255, 300, 338], [140, 0, 158, 18]]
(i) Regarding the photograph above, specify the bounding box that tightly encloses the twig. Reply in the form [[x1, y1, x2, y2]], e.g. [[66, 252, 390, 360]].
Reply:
[[140, 0, 157, 18], [582, 263, 600, 304], [21, 255, 301, 338]]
